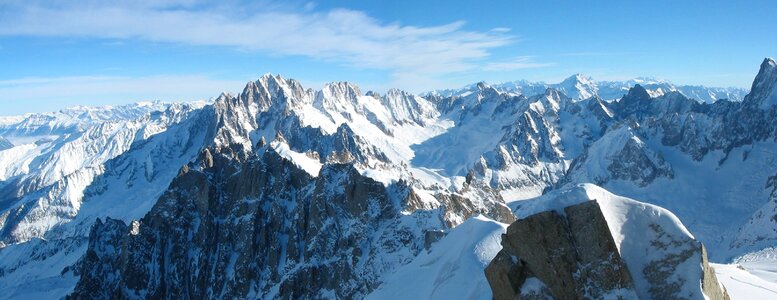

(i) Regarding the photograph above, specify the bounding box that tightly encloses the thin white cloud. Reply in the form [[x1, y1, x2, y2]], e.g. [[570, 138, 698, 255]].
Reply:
[[482, 56, 555, 72], [0, 1, 532, 87]]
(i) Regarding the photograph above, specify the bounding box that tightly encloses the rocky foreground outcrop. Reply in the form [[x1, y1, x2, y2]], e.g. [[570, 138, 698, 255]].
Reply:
[[486, 184, 729, 300]]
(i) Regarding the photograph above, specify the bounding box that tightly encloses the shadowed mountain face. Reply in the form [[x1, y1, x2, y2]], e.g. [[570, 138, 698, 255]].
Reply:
[[0, 59, 776, 298]]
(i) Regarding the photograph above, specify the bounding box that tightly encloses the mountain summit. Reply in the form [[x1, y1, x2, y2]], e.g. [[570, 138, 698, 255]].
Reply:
[[745, 57, 777, 109]]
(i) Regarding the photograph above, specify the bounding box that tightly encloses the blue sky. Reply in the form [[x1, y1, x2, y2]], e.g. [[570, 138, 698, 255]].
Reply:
[[0, 0, 775, 115]]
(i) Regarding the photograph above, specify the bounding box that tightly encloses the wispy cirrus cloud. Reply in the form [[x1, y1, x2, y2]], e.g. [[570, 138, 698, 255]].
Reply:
[[0, 0, 538, 87]]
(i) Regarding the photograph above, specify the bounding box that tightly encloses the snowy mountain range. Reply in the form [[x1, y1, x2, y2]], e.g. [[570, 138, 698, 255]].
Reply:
[[1, 59, 776, 299], [428, 74, 749, 104]]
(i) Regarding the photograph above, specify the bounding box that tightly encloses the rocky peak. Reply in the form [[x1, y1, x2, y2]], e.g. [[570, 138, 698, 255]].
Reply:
[[564, 124, 673, 187], [650, 90, 702, 115], [582, 95, 615, 120], [614, 84, 653, 117], [381, 88, 438, 125], [558, 73, 598, 100], [434, 81, 503, 115], [543, 87, 561, 99], [322, 81, 362, 99], [744, 57, 777, 109], [470, 81, 500, 97], [365, 90, 381, 99], [385, 88, 408, 98], [313, 81, 364, 116], [538, 88, 565, 110], [241, 74, 309, 112], [625, 84, 652, 102], [561, 73, 593, 86]]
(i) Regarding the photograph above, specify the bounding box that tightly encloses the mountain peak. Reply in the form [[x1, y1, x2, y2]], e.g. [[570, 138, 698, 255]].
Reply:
[[562, 73, 593, 85], [765, 57, 777, 67], [755, 57, 776, 76], [386, 88, 410, 97], [613, 84, 653, 115], [744, 57, 777, 109], [323, 81, 362, 98], [625, 84, 651, 100], [543, 87, 562, 99]]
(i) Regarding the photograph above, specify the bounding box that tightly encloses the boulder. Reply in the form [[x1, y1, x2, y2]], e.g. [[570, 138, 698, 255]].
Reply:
[[486, 184, 730, 300]]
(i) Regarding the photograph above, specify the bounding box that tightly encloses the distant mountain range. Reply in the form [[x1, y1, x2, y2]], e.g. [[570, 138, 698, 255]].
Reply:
[[1, 59, 776, 299], [428, 74, 749, 104]]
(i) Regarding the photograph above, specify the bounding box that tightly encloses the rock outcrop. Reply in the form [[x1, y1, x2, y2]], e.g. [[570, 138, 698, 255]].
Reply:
[[68, 139, 514, 299], [487, 184, 730, 300], [487, 201, 637, 299]]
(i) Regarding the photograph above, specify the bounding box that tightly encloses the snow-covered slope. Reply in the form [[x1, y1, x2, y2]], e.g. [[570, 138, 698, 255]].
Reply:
[[372, 185, 774, 300], [0, 102, 205, 245], [713, 263, 777, 299], [368, 216, 507, 300]]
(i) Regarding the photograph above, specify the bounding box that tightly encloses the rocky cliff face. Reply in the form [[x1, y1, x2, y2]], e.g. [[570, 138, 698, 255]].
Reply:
[[489, 184, 730, 300], [72, 146, 405, 298], [68, 100, 513, 298]]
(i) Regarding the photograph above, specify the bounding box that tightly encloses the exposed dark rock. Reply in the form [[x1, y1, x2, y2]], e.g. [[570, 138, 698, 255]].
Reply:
[[423, 230, 445, 251], [70, 141, 514, 299], [606, 133, 673, 185], [498, 201, 635, 299], [502, 210, 582, 299], [484, 250, 529, 300], [701, 246, 731, 300], [487, 200, 729, 300], [565, 201, 635, 298]]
